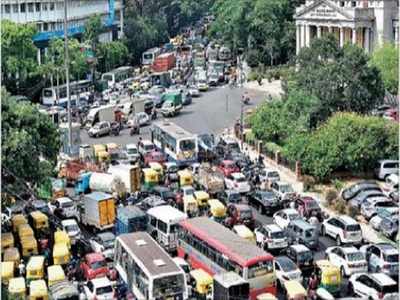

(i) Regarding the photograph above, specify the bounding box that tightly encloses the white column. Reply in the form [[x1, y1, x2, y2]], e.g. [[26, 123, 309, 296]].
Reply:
[[395, 26, 399, 47], [340, 27, 344, 47], [119, 8, 124, 38], [37, 49, 41, 65], [317, 26, 322, 38], [364, 27, 370, 52], [352, 28, 357, 44], [300, 24, 305, 47], [328, 26, 333, 33], [296, 25, 301, 54], [305, 24, 310, 46]]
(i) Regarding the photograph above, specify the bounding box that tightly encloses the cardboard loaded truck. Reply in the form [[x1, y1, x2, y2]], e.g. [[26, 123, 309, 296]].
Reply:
[[80, 192, 116, 231], [194, 164, 225, 196], [85, 104, 116, 128]]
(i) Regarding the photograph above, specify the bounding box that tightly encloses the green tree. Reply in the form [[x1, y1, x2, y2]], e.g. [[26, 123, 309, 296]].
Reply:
[[97, 41, 129, 73], [292, 35, 385, 123], [370, 43, 399, 95], [1, 89, 61, 193], [1, 20, 39, 94], [84, 14, 104, 50]]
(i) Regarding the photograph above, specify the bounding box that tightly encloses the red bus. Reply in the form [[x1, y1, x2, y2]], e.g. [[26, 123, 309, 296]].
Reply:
[[178, 217, 276, 299]]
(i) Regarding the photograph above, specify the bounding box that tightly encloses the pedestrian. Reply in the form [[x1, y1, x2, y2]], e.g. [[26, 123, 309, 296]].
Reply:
[[18, 259, 26, 277], [258, 154, 264, 165]]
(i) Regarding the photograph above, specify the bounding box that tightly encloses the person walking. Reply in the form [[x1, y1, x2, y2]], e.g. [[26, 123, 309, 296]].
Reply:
[[18, 259, 26, 277]]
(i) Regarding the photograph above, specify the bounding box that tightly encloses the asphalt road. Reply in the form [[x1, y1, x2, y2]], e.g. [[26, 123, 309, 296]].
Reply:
[[80, 84, 266, 147]]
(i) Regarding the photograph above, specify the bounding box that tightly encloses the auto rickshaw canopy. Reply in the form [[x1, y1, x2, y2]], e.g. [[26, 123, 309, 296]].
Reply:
[[18, 223, 34, 239], [1, 261, 15, 284], [47, 265, 66, 287], [20, 236, 38, 257], [1, 232, 14, 251], [8, 277, 26, 294], [52, 243, 70, 265], [93, 144, 106, 156], [30, 211, 49, 230], [54, 230, 71, 249], [3, 247, 20, 265], [26, 256, 45, 279], [29, 279, 48, 298], [233, 225, 255, 242], [97, 150, 110, 162], [208, 199, 226, 217], [190, 269, 213, 295], [315, 260, 341, 293], [284, 280, 306, 300], [194, 191, 209, 206], [142, 168, 159, 183], [178, 169, 193, 186], [12, 214, 28, 232], [149, 162, 164, 175]]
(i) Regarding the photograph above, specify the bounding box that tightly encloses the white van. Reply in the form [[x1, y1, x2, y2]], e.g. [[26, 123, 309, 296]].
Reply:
[[147, 205, 187, 252], [383, 174, 399, 194], [374, 160, 399, 180]]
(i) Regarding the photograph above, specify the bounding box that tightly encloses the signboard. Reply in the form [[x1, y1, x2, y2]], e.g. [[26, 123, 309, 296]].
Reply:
[[310, 4, 339, 18]]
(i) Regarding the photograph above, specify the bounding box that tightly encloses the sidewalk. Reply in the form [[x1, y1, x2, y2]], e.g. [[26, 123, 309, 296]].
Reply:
[[244, 79, 283, 98], [235, 135, 392, 245]]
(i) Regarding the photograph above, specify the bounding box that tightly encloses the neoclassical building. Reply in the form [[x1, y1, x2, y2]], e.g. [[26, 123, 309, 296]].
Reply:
[[294, 0, 399, 53]]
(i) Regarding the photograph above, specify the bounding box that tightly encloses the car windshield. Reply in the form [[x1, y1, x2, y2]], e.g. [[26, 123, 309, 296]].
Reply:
[[261, 192, 275, 200], [248, 260, 274, 279], [298, 251, 313, 262], [270, 231, 285, 239], [304, 228, 316, 238], [383, 253, 399, 263], [144, 144, 154, 151], [235, 176, 246, 183], [170, 224, 179, 234], [381, 283, 398, 294], [153, 274, 185, 298], [200, 135, 214, 147], [229, 193, 241, 202], [65, 224, 79, 232], [280, 184, 294, 193], [240, 210, 252, 219], [180, 139, 196, 151], [289, 213, 299, 220], [127, 148, 137, 154], [345, 224, 361, 232], [268, 171, 279, 178], [62, 201, 74, 208], [102, 74, 113, 82], [143, 53, 153, 60], [278, 259, 297, 272], [96, 285, 113, 295], [306, 200, 320, 209], [90, 260, 106, 270], [184, 189, 194, 196], [347, 252, 364, 261]]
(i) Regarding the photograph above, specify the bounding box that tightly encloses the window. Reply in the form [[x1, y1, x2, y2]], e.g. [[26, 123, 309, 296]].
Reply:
[[4, 4, 11, 13], [43, 23, 48, 31], [50, 2, 54, 10], [35, 3, 40, 11], [20, 3, 26, 12], [351, 1, 356, 7], [340, 1, 345, 6], [28, 3, 34, 12], [43, 3, 48, 11], [158, 220, 167, 233]]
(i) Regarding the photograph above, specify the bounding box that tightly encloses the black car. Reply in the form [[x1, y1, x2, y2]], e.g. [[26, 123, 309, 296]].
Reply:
[[152, 186, 176, 204], [285, 244, 314, 275], [341, 181, 381, 201], [227, 152, 251, 170], [218, 190, 242, 205], [248, 190, 279, 215], [137, 196, 166, 212]]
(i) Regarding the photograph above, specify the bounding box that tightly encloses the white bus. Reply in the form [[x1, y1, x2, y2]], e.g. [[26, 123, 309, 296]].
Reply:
[[41, 80, 93, 107], [151, 121, 199, 167], [101, 66, 134, 88], [114, 232, 188, 300], [142, 47, 161, 65], [147, 205, 187, 252]]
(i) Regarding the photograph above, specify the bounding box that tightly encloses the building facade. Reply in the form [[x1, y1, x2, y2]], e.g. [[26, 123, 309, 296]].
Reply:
[[294, 0, 399, 54], [1, 0, 124, 63]]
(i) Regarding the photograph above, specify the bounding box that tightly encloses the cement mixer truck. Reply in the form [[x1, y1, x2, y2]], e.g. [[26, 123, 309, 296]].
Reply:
[[74, 172, 126, 195]]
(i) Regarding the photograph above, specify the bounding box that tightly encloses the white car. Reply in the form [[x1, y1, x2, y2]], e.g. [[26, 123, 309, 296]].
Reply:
[[321, 215, 363, 246], [84, 277, 114, 300], [88, 121, 111, 138], [137, 139, 155, 157], [49, 197, 79, 219], [124, 143, 140, 162], [188, 85, 200, 97], [370, 207, 399, 230], [224, 172, 251, 193], [259, 169, 280, 184], [325, 246, 368, 277], [273, 209, 301, 230], [274, 256, 303, 287], [349, 273, 398, 300], [127, 112, 150, 127], [270, 181, 297, 202], [89, 232, 116, 260], [254, 224, 288, 251], [180, 186, 195, 197], [61, 219, 81, 244]]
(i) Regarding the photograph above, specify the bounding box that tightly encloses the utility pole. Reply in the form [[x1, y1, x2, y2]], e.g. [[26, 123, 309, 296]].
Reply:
[[63, 0, 72, 155]]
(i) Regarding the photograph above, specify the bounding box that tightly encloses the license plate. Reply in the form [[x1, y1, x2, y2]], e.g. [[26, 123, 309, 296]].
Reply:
[[304, 262, 309, 266]]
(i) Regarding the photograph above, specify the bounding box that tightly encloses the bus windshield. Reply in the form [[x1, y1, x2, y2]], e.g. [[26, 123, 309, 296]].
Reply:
[[143, 53, 153, 60], [153, 274, 184, 298], [179, 139, 196, 151], [43, 89, 53, 97]]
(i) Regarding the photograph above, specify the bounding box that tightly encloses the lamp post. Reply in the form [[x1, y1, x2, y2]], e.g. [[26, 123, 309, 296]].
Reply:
[[63, 0, 72, 154]]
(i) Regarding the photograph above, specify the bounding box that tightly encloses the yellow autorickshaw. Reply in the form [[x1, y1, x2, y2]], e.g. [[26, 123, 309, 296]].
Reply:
[[47, 265, 66, 287], [149, 162, 164, 178], [12, 214, 28, 233], [54, 230, 71, 250], [93, 144, 106, 158], [98, 150, 111, 163], [1, 261, 15, 286], [233, 225, 256, 244], [1, 232, 14, 253], [189, 269, 213, 298], [52, 243, 70, 266], [26, 256, 45, 283], [29, 211, 49, 232], [29, 279, 48, 300], [194, 191, 210, 209], [284, 280, 307, 300], [183, 195, 199, 217], [142, 168, 159, 190], [20, 236, 39, 257], [314, 260, 342, 296], [3, 247, 21, 267], [8, 277, 26, 300], [207, 199, 226, 223], [256, 293, 278, 300], [178, 170, 193, 187], [18, 223, 34, 240]]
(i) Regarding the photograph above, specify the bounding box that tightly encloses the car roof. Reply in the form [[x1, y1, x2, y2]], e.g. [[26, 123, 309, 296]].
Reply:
[[222, 160, 234, 164], [375, 243, 397, 253], [263, 224, 282, 232], [275, 181, 289, 186], [126, 143, 137, 149], [97, 232, 115, 241], [91, 277, 112, 287], [337, 215, 358, 225], [61, 219, 77, 226], [299, 196, 316, 203], [141, 140, 153, 145], [290, 244, 310, 252], [282, 208, 298, 215], [56, 197, 72, 203], [339, 246, 359, 254], [231, 172, 244, 178], [370, 273, 397, 285], [276, 256, 294, 264], [231, 204, 251, 211]]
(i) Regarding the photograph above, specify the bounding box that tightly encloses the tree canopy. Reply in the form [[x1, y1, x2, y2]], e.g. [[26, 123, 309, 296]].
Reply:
[[97, 41, 129, 73], [2, 89, 61, 193]]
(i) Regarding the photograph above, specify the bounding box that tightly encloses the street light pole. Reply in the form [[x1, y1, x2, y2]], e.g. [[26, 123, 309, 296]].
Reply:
[[63, 0, 72, 154]]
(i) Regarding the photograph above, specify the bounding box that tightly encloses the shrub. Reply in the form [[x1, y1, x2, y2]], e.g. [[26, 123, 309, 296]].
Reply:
[[248, 71, 259, 82], [302, 175, 316, 192], [346, 205, 359, 218], [332, 179, 344, 191], [332, 199, 347, 214], [325, 189, 338, 206]]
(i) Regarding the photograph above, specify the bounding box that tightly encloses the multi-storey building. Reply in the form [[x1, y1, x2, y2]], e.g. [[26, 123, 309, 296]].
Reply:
[[1, 0, 124, 63], [294, 0, 399, 54]]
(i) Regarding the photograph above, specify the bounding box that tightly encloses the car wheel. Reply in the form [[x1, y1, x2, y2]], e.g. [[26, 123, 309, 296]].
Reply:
[[336, 235, 342, 246]]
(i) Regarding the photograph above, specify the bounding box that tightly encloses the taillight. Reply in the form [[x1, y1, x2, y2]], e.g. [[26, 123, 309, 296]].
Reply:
[[383, 264, 390, 269], [378, 292, 384, 299]]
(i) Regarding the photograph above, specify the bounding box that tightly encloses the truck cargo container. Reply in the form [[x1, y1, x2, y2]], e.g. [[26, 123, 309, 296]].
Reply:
[[88, 172, 126, 195], [152, 53, 176, 72], [80, 192, 116, 231], [107, 164, 141, 193], [115, 206, 147, 235]]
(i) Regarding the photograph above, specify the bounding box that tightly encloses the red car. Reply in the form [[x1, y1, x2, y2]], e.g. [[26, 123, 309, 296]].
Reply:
[[144, 150, 166, 165], [80, 253, 116, 280], [224, 203, 255, 230], [218, 160, 239, 177]]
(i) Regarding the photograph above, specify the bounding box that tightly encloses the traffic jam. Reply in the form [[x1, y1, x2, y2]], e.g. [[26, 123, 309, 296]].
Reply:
[[2, 20, 399, 300]]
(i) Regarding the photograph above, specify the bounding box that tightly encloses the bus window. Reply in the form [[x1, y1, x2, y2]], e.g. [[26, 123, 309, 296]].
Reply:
[[179, 139, 196, 151], [158, 220, 168, 233], [43, 89, 53, 97], [247, 260, 274, 279]]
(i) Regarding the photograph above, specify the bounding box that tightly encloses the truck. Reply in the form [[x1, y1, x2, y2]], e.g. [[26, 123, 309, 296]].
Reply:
[[160, 92, 183, 117], [86, 104, 116, 128], [80, 192, 115, 231], [115, 206, 147, 235], [74, 172, 92, 194], [107, 164, 141, 193], [194, 164, 225, 196], [58, 161, 100, 185], [152, 53, 176, 72], [88, 172, 126, 195], [150, 72, 172, 88]]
